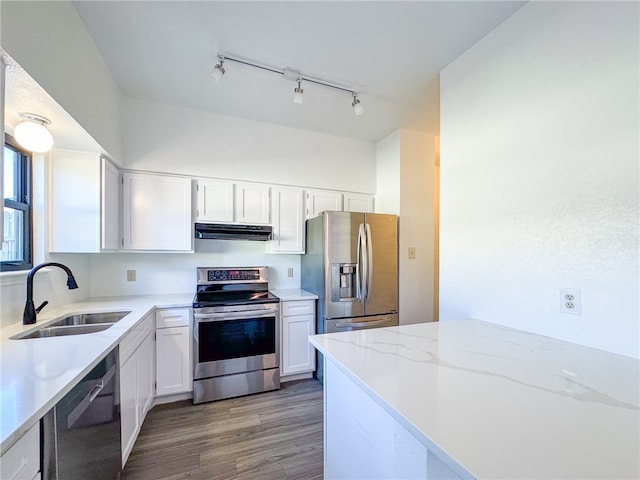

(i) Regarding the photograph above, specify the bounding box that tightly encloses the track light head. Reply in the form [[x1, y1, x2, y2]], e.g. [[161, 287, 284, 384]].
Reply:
[[352, 94, 364, 116], [211, 58, 226, 83], [292, 79, 304, 105]]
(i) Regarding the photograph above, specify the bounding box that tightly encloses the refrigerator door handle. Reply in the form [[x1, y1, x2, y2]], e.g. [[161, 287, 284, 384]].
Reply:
[[357, 223, 367, 302], [365, 223, 373, 302]]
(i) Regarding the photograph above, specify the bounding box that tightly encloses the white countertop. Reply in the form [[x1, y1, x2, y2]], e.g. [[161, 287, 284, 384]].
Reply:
[[309, 319, 640, 479], [0, 294, 192, 455], [270, 288, 318, 301]]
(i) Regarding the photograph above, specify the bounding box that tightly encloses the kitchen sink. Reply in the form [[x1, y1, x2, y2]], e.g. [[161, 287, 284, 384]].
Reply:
[[47, 311, 130, 327], [11, 311, 131, 340], [15, 323, 114, 339]]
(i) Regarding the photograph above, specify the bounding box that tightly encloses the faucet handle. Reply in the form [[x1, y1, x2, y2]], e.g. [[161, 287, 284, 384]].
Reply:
[[35, 301, 49, 314]]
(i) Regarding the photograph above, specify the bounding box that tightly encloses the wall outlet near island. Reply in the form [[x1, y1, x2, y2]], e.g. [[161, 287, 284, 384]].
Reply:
[[127, 270, 137, 282], [560, 288, 581, 315]]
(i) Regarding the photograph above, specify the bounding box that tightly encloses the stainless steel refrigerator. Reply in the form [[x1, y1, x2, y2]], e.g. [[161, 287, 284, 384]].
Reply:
[[302, 211, 398, 379]]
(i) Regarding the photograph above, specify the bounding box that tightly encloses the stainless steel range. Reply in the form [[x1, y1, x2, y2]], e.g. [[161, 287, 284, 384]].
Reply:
[[192, 266, 280, 404]]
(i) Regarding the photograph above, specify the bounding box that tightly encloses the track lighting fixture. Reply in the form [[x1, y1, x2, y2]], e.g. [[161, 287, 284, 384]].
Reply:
[[352, 94, 364, 116], [212, 53, 364, 115], [292, 78, 304, 105], [14, 113, 54, 153], [210, 58, 225, 84]]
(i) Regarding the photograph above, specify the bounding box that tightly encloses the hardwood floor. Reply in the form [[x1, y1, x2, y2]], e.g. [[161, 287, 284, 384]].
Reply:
[[122, 379, 324, 480]]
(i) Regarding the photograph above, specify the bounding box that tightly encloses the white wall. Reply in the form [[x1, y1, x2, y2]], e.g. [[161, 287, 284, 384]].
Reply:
[[87, 242, 300, 298], [399, 130, 435, 325], [376, 129, 436, 325], [0, 1, 122, 160], [439, 2, 639, 358], [375, 132, 401, 215], [122, 98, 376, 193]]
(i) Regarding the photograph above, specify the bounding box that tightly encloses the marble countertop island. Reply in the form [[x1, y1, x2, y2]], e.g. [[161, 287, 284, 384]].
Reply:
[[309, 319, 640, 479]]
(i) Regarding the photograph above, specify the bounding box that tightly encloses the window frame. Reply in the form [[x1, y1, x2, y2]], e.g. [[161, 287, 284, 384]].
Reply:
[[1, 133, 32, 272]]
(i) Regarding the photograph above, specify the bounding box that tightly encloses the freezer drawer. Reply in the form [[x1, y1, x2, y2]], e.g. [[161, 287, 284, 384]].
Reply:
[[325, 313, 398, 333]]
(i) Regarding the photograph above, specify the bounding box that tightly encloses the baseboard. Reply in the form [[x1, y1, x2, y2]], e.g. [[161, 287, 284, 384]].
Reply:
[[281, 371, 313, 383], [152, 391, 193, 406]]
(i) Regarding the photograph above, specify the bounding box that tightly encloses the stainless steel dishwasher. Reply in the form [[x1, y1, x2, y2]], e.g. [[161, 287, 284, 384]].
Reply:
[[42, 346, 121, 479]]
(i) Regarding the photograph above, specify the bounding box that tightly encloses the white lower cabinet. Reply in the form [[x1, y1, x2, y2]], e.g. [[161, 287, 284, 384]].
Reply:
[[0, 423, 40, 480], [281, 300, 316, 376], [155, 308, 192, 396], [120, 313, 154, 466]]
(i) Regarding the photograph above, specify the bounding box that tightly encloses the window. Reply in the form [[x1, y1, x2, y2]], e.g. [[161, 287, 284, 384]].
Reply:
[[2, 134, 32, 271]]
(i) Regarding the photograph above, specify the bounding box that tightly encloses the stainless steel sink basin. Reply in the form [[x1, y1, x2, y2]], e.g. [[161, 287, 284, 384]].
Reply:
[[16, 323, 114, 339], [47, 311, 130, 327], [11, 310, 131, 339]]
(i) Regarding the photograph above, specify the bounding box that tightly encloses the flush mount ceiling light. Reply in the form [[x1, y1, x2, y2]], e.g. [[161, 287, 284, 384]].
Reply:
[[292, 78, 304, 105], [14, 113, 54, 153], [210, 58, 225, 83], [212, 53, 364, 115]]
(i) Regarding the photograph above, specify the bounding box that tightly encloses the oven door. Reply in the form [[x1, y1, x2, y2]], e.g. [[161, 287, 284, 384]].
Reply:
[[194, 305, 279, 380]]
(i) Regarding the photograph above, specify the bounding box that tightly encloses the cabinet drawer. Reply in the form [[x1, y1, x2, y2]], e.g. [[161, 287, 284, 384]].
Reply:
[[156, 308, 190, 329], [0, 422, 39, 480], [120, 312, 154, 364], [282, 300, 315, 317]]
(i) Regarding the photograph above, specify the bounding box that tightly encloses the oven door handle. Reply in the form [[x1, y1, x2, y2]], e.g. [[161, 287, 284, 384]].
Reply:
[[194, 310, 278, 322]]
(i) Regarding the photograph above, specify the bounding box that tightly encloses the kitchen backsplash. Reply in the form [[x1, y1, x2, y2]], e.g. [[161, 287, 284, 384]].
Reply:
[[87, 240, 300, 298]]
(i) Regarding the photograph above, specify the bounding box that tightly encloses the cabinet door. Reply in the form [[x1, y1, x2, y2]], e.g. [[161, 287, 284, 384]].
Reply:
[[282, 311, 316, 375], [138, 332, 154, 421], [306, 189, 343, 219], [235, 183, 270, 224], [0, 422, 39, 480], [122, 172, 193, 251], [156, 326, 192, 396], [101, 157, 120, 250], [269, 186, 305, 254], [120, 353, 138, 465], [196, 179, 234, 223], [49, 149, 101, 252], [344, 192, 374, 213]]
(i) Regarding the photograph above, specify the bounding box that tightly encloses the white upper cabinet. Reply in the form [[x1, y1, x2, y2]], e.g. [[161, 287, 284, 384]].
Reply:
[[268, 186, 305, 254], [101, 158, 120, 250], [49, 149, 120, 253], [306, 189, 343, 219], [195, 179, 234, 223], [122, 172, 193, 251], [235, 182, 271, 224], [344, 192, 374, 213]]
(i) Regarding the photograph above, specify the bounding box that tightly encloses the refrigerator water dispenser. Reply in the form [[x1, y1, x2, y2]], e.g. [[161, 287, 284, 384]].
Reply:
[[331, 263, 358, 301]]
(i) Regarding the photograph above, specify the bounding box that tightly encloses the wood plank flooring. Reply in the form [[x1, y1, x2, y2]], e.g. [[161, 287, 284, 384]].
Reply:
[[122, 379, 324, 480]]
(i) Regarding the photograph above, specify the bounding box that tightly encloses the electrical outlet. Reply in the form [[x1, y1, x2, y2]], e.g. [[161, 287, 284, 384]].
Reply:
[[560, 288, 581, 315], [127, 270, 137, 282], [408, 247, 416, 259], [287, 267, 294, 278]]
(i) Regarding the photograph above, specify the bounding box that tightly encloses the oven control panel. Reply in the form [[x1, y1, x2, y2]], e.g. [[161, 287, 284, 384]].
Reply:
[[206, 269, 262, 282]]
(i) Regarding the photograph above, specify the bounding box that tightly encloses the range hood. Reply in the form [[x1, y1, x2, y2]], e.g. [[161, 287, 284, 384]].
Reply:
[[194, 223, 273, 241]]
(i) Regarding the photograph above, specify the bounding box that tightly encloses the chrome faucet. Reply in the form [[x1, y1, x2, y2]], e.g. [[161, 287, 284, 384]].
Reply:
[[23, 262, 79, 325]]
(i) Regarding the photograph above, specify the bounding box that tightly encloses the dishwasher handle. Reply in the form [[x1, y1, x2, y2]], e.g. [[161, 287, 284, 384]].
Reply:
[[67, 363, 117, 429]]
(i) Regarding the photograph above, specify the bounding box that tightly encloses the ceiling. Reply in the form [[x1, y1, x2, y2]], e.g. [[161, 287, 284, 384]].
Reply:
[[71, 1, 525, 143], [2, 52, 103, 153]]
